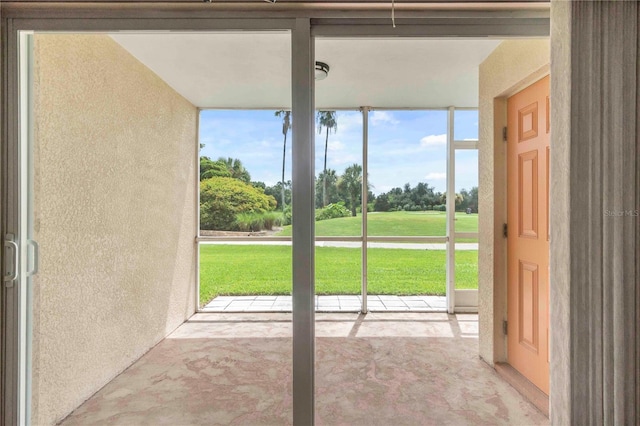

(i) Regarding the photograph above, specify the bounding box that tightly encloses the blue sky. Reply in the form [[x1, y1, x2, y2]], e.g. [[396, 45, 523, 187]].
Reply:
[[199, 109, 478, 194]]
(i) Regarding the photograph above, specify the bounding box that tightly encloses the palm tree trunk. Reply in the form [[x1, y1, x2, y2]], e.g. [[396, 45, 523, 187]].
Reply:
[[281, 132, 287, 212]]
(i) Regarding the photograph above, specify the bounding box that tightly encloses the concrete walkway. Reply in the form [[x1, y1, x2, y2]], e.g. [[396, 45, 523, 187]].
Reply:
[[202, 294, 447, 312], [201, 241, 478, 250]]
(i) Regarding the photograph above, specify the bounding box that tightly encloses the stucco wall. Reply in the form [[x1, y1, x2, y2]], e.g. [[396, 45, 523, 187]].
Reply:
[[31, 34, 197, 425], [478, 39, 550, 365]]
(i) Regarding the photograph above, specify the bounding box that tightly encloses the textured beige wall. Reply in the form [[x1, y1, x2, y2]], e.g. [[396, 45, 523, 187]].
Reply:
[[31, 34, 197, 425], [549, 1, 571, 421], [478, 39, 550, 365]]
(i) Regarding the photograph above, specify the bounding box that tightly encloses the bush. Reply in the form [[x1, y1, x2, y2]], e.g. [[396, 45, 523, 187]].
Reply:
[[315, 202, 351, 221], [200, 177, 277, 230], [261, 211, 282, 230], [281, 205, 292, 226], [234, 211, 282, 232], [374, 194, 390, 212], [235, 212, 264, 232], [433, 204, 446, 212]]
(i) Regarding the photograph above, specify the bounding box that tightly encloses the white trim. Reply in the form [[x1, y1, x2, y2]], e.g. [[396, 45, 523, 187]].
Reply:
[[361, 106, 369, 314], [454, 141, 479, 150], [196, 236, 450, 243], [454, 232, 479, 240], [446, 107, 456, 314], [195, 110, 202, 311]]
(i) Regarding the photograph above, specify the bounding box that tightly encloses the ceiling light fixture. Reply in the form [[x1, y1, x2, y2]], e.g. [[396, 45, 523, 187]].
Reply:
[[315, 61, 330, 80]]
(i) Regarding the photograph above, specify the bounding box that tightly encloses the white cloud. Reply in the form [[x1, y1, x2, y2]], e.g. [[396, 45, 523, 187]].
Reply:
[[329, 153, 359, 167], [336, 112, 363, 132], [370, 111, 399, 126], [260, 139, 278, 148], [327, 140, 346, 152], [420, 134, 447, 147], [425, 172, 446, 180]]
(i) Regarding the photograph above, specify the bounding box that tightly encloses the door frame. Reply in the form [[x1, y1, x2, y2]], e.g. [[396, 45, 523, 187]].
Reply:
[[477, 40, 550, 367], [0, 7, 550, 425], [492, 68, 551, 364]]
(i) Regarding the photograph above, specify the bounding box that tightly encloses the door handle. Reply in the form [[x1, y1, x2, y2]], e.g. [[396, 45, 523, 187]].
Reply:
[[27, 239, 39, 276], [4, 234, 19, 286]]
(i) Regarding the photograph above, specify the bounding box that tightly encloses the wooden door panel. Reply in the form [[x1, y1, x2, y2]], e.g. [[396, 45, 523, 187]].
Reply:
[[518, 102, 538, 142], [518, 260, 539, 353], [546, 146, 550, 241], [507, 75, 550, 394], [518, 150, 539, 239], [545, 96, 550, 134]]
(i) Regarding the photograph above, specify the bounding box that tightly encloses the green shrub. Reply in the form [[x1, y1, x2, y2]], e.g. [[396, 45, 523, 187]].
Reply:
[[234, 212, 264, 232], [281, 205, 292, 226], [316, 202, 351, 221], [200, 177, 277, 230], [433, 204, 446, 212], [234, 211, 282, 232], [262, 211, 282, 230]]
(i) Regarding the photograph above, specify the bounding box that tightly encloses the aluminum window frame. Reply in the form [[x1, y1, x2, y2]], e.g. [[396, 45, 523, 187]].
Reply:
[[3, 17, 316, 426]]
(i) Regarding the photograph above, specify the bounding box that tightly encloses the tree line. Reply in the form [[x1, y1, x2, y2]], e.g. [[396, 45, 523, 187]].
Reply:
[[199, 110, 478, 231], [199, 154, 478, 230]]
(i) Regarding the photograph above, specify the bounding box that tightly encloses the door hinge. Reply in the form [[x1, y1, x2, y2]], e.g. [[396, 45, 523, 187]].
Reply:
[[503, 126, 508, 142], [503, 320, 508, 335], [503, 223, 508, 238]]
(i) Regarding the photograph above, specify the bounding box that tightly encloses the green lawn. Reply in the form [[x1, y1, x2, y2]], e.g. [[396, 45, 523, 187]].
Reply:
[[276, 211, 478, 242], [199, 244, 478, 306]]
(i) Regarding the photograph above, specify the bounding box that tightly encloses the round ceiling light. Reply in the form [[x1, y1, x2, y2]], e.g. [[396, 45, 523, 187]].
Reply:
[[315, 61, 330, 80]]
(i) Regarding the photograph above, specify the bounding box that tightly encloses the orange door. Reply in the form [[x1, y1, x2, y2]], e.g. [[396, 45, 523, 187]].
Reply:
[[507, 76, 550, 394]]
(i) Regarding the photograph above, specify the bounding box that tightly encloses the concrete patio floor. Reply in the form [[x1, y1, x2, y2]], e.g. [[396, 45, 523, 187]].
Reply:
[[202, 295, 447, 312], [61, 312, 547, 425]]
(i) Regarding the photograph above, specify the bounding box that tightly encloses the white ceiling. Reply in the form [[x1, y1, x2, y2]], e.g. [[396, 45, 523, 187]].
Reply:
[[110, 33, 501, 109]]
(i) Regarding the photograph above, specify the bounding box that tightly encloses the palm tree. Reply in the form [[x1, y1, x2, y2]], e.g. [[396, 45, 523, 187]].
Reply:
[[338, 163, 363, 217], [317, 111, 338, 207], [316, 168, 338, 207], [217, 157, 251, 183], [275, 110, 292, 212]]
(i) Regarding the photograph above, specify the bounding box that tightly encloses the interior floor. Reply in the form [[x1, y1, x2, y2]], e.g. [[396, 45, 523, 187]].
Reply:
[[61, 313, 548, 425]]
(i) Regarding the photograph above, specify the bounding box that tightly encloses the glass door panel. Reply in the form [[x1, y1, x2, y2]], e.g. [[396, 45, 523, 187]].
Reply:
[[28, 29, 294, 424]]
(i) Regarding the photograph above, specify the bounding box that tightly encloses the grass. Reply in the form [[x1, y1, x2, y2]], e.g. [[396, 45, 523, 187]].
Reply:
[[276, 211, 478, 242], [199, 244, 478, 306]]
